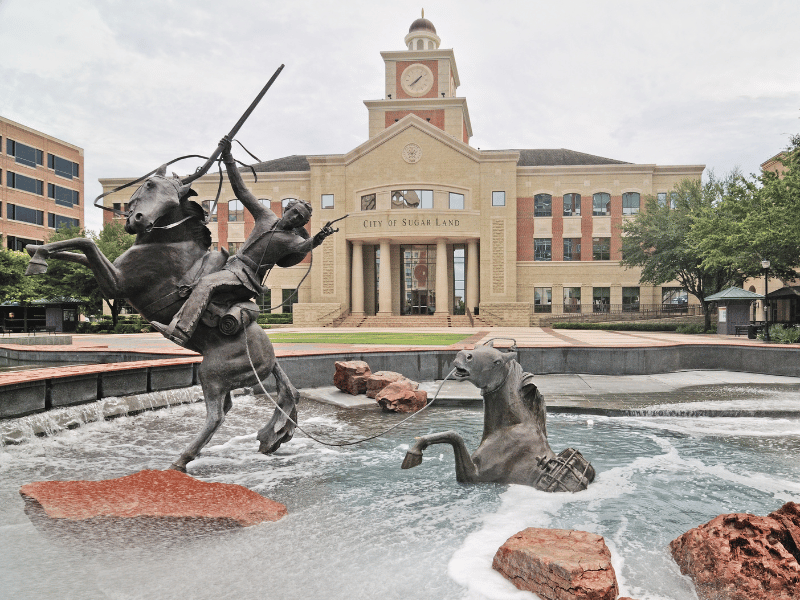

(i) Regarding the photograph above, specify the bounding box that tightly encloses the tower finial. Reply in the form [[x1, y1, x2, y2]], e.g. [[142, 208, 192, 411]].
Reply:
[[421, 8, 424, 18]]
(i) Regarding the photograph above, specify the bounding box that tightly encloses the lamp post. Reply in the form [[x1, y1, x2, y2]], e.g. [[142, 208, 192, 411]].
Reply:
[[761, 259, 771, 342]]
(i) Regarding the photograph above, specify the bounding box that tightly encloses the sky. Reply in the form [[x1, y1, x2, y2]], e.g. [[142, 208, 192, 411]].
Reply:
[[1, 0, 797, 233]]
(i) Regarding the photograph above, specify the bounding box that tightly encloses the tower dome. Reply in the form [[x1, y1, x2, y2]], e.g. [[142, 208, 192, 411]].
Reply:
[[404, 9, 440, 51]]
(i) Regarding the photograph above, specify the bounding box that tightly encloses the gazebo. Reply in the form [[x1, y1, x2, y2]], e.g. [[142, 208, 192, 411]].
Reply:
[[704, 287, 764, 336], [766, 286, 800, 325]]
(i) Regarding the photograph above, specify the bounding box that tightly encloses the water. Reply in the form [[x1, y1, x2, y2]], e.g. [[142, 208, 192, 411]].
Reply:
[[1, 389, 799, 600]]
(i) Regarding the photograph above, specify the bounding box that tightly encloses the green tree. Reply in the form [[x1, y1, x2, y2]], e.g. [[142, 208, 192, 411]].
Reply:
[[36, 226, 101, 314], [89, 220, 135, 326], [0, 237, 38, 304], [620, 173, 743, 331]]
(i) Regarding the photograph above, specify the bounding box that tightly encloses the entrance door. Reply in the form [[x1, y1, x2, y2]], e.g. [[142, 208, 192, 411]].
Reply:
[[401, 245, 436, 315]]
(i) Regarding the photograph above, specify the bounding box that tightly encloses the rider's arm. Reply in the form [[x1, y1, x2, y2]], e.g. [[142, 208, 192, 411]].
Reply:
[[221, 139, 272, 220]]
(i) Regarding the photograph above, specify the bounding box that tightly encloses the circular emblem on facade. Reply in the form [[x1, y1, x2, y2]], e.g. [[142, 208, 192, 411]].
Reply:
[[402, 143, 422, 164]]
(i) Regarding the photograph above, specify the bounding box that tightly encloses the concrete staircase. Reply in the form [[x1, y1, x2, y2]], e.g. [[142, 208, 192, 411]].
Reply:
[[329, 314, 490, 328]]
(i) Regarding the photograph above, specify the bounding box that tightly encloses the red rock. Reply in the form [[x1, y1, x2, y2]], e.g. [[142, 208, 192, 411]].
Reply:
[[366, 371, 417, 398], [492, 528, 619, 600], [333, 360, 372, 395], [670, 501, 800, 600], [19, 469, 287, 527], [376, 381, 427, 413]]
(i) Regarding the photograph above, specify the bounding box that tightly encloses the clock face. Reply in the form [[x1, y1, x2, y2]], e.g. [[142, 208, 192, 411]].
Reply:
[[401, 63, 434, 97]]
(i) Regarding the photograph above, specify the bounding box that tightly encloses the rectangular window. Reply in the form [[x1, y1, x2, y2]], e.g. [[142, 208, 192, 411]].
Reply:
[[622, 286, 640, 312], [563, 287, 581, 313], [449, 192, 464, 210], [563, 238, 581, 261], [533, 238, 552, 261], [592, 237, 610, 260], [48, 213, 80, 229], [563, 193, 581, 216], [361, 193, 376, 210], [228, 199, 244, 222], [622, 192, 640, 215], [282, 288, 297, 313], [657, 192, 667, 207], [534, 287, 552, 313], [7, 235, 41, 251], [592, 192, 610, 216], [201, 200, 217, 222], [7, 140, 43, 168], [533, 193, 552, 217], [492, 191, 505, 206], [7, 171, 44, 195], [228, 241, 242, 254], [7, 203, 44, 226], [391, 189, 433, 209], [593, 287, 610, 313], [48, 153, 79, 179], [670, 191, 679, 209], [662, 287, 688, 308], [321, 194, 334, 209], [48, 183, 79, 207]]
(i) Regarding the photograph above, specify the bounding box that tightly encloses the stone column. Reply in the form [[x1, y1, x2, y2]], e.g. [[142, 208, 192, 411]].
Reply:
[[269, 286, 283, 314], [466, 240, 479, 314], [351, 241, 364, 316], [435, 239, 449, 315], [378, 240, 392, 316]]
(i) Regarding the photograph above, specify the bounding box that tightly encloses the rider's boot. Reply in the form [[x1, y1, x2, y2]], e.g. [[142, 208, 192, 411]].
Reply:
[[150, 318, 192, 348]]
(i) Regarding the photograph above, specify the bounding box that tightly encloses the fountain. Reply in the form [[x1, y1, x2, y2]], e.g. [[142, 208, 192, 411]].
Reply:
[[2, 382, 799, 599]]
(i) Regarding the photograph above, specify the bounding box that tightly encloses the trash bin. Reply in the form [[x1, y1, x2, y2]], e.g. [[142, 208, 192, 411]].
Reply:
[[747, 325, 756, 339]]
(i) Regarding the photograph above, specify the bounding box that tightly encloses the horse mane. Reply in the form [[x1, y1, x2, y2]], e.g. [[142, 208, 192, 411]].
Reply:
[[181, 199, 212, 249]]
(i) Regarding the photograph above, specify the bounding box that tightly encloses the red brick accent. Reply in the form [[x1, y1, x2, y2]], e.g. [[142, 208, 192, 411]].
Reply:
[[395, 60, 439, 99], [551, 196, 564, 261], [217, 203, 228, 249], [610, 195, 622, 260], [385, 109, 444, 131], [581, 211, 593, 261], [516, 197, 534, 261], [244, 206, 255, 239]]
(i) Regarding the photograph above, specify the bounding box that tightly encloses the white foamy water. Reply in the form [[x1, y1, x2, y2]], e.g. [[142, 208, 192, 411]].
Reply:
[[1, 389, 799, 599]]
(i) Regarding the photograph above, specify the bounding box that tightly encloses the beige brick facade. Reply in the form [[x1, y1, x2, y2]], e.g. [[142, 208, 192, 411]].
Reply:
[[99, 17, 703, 326]]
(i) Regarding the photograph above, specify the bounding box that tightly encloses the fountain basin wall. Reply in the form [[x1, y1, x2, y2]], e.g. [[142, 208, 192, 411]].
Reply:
[[1, 344, 799, 419]]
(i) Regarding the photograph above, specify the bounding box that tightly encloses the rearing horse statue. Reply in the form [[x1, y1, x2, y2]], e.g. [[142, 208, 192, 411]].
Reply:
[[25, 167, 300, 472]]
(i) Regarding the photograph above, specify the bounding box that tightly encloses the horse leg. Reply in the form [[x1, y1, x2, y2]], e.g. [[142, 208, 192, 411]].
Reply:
[[170, 379, 229, 473], [256, 362, 299, 454], [401, 431, 480, 483], [26, 240, 123, 298]]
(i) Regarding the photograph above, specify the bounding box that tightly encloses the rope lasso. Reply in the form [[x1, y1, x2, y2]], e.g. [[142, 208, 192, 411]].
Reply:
[[243, 319, 457, 447]]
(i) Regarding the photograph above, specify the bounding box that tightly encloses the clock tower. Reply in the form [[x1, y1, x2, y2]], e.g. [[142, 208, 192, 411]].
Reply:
[[364, 11, 473, 144]]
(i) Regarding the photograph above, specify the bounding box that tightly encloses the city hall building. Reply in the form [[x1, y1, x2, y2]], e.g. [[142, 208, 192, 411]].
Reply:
[[101, 16, 703, 327]]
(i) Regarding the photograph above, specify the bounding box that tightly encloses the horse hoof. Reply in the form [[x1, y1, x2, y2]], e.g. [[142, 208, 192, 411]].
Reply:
[[168, 462, 187, 473], [401, 450, 423, 469], [258, 432, 293, 455], [25, 258, 48, 275]]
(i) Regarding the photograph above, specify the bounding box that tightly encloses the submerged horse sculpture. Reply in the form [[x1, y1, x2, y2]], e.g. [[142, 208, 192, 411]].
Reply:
[[402, 341, 595, 492], [25, 168, 299, 472]]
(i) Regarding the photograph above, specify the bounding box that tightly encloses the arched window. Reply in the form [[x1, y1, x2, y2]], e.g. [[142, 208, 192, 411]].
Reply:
[[563, 193, 581, 216], [228, 199, 243, 222], [416, 39, 424, 50], [622, 192, 640, 215], [201, 200, 217, 222], [282, 198, 297, 211], [534, 194, 552, 217], [259, 198, 271, 209], [592, 192, 610, 216]]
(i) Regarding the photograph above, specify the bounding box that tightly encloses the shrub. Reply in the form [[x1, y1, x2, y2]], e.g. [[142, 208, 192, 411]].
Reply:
[[764, 323, 800, 343], [257, 313, 293, 325], [675, 323, 708, 334], [551, 322, 680, 331]]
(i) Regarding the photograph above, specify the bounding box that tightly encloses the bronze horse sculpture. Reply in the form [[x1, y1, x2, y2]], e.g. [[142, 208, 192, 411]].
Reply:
[[402, 341, 595, 492], [25, 168, 301, 472]]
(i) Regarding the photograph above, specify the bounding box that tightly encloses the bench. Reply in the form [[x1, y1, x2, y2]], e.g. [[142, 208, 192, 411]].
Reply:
[[735, 324, 764, 337]]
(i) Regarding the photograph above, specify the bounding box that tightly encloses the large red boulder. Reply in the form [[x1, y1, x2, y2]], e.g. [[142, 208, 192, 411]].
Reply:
[[19, 469, 287, 527], [333, 360, 372, 395], [492, 527, 619, 600], [670, 501, 800, 600], [376, 381, 427, 413], [366, 371, 418, 398]]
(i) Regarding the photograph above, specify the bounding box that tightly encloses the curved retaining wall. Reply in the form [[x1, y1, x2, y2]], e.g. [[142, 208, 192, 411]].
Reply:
[[1, 344, 799, 420]]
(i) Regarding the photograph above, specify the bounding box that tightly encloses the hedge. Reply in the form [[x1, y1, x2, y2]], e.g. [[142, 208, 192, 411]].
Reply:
[[550, 322, 710, 333]]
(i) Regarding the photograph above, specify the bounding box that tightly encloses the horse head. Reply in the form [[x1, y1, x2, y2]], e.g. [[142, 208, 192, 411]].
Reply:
[[125, 165, 198, 235], [452, 344, 517, 391]]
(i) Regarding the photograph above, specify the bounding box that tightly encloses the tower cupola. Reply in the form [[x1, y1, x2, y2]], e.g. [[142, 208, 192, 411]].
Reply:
[[404, 9, 440, 51]]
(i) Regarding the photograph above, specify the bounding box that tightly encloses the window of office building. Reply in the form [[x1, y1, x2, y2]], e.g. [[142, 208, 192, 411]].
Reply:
[[657, 192, 667, 207], [361, 193, 376, 210], [592, 237, 610, 260], [563, 238, 581, 261], [592, 192, 610, 216], [563, 287, 581, 313], [670, 191, 679, 209], [7, 235, 41, 251], [593, 287, 610, 312], [492, 191, 505, 206], [391, 189, 433, 209], [449, 192, 464, 210], [622, 286, 640, 311], [48, 213, 80, 230], [453, 245, 465, 314], [321, 194, 334, 209], [534, 193, 552, 217], [47, 153, 79, 179], [534, 287, 552, 313], [201, 200, 217, 222], [282, 288, 297, 313], [622, 192, 640, 215], [7, 140, 43, 168], [7, 171, 43, 195], [48, 183, 79, 207], [662, 287, 688, 306], [563, 193, 581, 216], [534, 238, 552, 261], [7, 203, 44, 226], [228, 241, 242, 254], [228, 199, 244, 222]]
